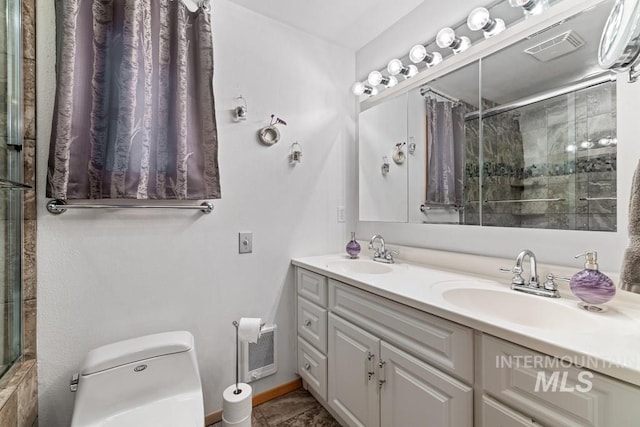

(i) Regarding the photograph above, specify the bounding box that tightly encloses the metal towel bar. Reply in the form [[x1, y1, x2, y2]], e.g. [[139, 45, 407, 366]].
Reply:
[[484, 198, 565, 204], [46, 199, 214, 215], [420, 202, 463, 212]]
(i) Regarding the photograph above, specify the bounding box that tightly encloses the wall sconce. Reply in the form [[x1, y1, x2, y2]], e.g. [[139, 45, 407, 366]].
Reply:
[[509, 0, 549, 16], [467, 8, 506, 39], [381, 156, 390, 175], [290, 142, 303, 164], [352, 81, 378, 96], [387, 59, 418, 78], [367, 71, 398, 88], [234, 96, 248, 121], [436, 28, 471, 54], [409, 45, 443, 67]]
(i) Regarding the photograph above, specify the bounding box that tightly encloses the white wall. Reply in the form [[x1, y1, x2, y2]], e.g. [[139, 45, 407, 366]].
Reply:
[[356, 2, 640, 273], [36, 1, 356, 425]]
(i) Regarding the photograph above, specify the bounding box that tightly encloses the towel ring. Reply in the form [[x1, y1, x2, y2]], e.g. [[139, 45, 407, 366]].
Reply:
[[258, 125, 280, 145]]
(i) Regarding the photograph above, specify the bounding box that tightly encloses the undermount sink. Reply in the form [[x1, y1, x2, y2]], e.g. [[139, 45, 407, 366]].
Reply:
[[327, 259, 393, 275], [441, 287, 604, 330]]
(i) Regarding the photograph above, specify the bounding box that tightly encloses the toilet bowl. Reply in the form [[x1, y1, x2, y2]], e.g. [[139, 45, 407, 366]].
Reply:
[[70, 331, 204, 427]]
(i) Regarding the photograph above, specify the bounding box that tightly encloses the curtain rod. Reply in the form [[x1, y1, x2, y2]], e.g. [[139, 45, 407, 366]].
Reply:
[[46, 199, 214, 215], [420, 86, 460, 104], [465, 72, 616, 121]]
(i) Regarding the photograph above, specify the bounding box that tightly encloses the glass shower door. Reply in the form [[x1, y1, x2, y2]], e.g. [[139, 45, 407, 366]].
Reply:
[[0, 0, 24, 377]]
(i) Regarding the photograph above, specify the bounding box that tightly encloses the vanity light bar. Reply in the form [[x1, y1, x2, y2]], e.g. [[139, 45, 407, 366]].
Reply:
[[352, 3, 539, 98]]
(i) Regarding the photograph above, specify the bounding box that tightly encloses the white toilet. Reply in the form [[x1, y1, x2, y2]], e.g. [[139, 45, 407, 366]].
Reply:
[[70, 331, 205, 427]]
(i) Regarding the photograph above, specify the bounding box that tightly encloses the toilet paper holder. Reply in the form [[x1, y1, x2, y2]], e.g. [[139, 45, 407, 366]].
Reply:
[[232, 320, 265, 394]]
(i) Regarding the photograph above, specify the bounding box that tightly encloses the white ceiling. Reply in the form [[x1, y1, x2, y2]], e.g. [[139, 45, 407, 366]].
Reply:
[[226, 0, 426, 50]]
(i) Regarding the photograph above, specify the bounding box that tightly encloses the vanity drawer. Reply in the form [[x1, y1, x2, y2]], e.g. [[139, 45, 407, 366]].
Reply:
[[297, 337, 327, 400], [296, 267, 328, 307], [329, 280, 473, 383], [297, 297, 328, 353], [481, 334, 640, 427], [481, 395, 543, 427]]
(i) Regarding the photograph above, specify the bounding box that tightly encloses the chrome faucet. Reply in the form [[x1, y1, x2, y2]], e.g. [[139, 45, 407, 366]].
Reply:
[[500, 250, 559, 298], [368, 235, 397, 264]]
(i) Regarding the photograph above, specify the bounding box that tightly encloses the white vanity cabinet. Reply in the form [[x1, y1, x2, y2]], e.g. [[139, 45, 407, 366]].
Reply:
[[294, 264, 640, 427], [296, 267, 329, 400], [296, 267, 474, 427], [327, 280, 474, 427], [479, 335, 640, 427]]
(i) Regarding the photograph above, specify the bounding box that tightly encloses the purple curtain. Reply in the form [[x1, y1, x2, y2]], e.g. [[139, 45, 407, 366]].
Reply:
[[425, 98, 465, 205], [47, 0, 220, 200]]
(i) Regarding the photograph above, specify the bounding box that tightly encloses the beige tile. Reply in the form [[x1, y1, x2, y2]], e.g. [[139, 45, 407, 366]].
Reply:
[[22, 220, 36, 301], [22, 0, 35, 60], [257, 389, 319, 426], [0, 393, 17, 426], [23, 58, 35, 141], [23, 300, 36, 359], [17, 364, 36, 427]]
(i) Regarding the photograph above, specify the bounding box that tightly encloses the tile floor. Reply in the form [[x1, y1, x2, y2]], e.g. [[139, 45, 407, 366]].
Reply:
[[211, 389, 340, 427]]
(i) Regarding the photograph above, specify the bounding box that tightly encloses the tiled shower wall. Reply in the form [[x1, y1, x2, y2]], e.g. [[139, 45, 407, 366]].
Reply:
[[0, 0, 38, 424], [464, 81, 617, 231]]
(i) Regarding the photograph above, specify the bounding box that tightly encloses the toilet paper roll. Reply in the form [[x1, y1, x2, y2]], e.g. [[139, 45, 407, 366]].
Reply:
[[222, 383, 252, 423], [238, 317, 262, 343], [221, 414, 251, 427]]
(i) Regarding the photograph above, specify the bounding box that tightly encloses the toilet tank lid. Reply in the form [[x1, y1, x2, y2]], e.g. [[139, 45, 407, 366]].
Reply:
[[81, 331, 194, 375]]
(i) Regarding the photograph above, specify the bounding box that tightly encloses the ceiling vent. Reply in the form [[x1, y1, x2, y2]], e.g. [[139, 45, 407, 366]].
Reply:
[[524, 30, 585, 62]]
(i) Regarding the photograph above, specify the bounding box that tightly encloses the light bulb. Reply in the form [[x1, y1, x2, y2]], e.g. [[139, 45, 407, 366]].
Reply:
[[565, 144, 577, 153], [386, 76, 398, 88], [352, 82, 366, 96], [409, 46, 443, 67], [387, 59, 404, 76], [426, 52, 443, 66], [387, 59, 418, 79], [509, 0, 549, 16], [352, 82, 378, 96], [436, 28, 456, 49], [437, 28, 471, 54], [467, 8, 506, 38], [367, 71, 398, 88], [467, 8, 491, 32], [368, 71, 384, 86], [409, 45, 427, 63]]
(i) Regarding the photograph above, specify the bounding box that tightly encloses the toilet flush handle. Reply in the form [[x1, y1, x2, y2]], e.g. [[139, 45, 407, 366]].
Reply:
[[70, 373, 79, 392]]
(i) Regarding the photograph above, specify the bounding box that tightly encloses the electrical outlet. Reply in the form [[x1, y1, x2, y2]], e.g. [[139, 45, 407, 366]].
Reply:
[[337, 206, 346, 223], [239, 232, 253, 254]]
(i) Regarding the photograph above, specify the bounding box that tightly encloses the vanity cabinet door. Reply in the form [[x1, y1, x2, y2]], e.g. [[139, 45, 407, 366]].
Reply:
[[481, 395, 542, 427], [379, 342, 472, 427], [328, 313, 380, 427]]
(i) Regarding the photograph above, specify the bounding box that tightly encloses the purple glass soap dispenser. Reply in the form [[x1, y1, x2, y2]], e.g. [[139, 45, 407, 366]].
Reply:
[[346, 232, 361, 259], [569, 251, 616, 312]]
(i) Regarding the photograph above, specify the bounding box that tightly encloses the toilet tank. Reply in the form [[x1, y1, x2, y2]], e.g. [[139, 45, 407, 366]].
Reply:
[[71, 331, 204, 427]]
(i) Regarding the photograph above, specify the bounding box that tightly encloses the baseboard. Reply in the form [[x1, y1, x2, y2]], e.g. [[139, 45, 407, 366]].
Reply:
[[204, 378, 302, 426]]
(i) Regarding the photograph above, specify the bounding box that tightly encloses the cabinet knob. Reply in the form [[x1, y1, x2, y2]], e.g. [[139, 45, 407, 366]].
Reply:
[[304, 363, 311, 370], [304, 319, 312, 327]]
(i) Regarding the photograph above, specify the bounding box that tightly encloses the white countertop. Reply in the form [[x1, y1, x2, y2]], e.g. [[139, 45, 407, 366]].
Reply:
[[292, 253, 640, 387]]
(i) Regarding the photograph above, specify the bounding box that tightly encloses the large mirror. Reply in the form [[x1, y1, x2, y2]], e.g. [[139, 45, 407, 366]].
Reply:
[[358, 0, 617, 232]]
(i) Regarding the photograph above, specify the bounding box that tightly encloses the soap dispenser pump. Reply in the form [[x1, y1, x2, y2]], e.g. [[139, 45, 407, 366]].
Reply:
[[569, 251, 616, 312]]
